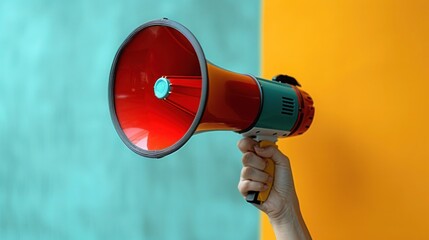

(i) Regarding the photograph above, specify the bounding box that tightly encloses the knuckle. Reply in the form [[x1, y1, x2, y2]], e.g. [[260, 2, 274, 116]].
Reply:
[[242, 152, 255, 165], [237, 181, 243, 191], [241, 166, 253, 178], [239, 180, 266, 192], [238, 180, 249, 192], [237, 139, 244, 149], [237, 138, 251, 150], [238, 138, 256, 152], [243, 152, 267, 170], [237, 183, 246, 195]]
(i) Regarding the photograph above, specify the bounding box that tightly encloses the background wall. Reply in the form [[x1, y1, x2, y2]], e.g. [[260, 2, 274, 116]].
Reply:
[[262, 0, 429, 239], [0, 1, 261, 239]]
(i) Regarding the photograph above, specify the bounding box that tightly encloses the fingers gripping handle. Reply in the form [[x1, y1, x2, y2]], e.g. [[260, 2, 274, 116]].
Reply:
[[246, 140, 277, 205]]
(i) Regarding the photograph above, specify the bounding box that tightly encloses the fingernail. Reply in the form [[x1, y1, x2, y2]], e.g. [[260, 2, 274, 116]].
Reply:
[[263, 184, 269, 190], [267, 176, 273, 183]]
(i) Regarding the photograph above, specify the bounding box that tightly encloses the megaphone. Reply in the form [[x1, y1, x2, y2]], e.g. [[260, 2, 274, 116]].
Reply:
[[109, 18, 315, 204]]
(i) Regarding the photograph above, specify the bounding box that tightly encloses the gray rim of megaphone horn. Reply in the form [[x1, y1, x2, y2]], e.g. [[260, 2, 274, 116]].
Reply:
[[108, 18, 209, 158]]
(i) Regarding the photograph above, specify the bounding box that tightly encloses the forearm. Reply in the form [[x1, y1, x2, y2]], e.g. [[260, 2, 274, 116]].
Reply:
[[269, 197, 311, 240]]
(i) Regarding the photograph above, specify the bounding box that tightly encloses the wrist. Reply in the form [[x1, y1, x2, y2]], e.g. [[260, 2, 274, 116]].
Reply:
[[268, 197, 311, 240], [267, 190, 300, 223]]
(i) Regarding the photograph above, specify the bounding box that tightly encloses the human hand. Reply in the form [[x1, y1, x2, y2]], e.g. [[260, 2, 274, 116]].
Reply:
[[237, 137, 311, 239]]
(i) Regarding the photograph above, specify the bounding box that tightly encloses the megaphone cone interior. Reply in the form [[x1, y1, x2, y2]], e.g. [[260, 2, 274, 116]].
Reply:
[[109, 19, 261, 158]]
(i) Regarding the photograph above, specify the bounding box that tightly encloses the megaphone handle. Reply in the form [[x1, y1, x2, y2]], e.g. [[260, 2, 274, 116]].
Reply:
[[246, 140, 277, 205]]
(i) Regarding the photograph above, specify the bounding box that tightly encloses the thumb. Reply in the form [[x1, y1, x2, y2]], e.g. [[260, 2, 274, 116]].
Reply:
[[254, 145, 290, 167]]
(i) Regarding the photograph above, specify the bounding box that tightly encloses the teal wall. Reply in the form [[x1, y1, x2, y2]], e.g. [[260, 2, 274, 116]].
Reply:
[[0, 0, 260, 239]]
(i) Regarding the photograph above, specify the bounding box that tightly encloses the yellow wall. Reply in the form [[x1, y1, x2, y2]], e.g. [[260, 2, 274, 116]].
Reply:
[[262, 1, 429, 239]]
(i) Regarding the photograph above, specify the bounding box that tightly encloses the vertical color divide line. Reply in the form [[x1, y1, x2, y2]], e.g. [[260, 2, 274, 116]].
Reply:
[[260, 0, 276, 239]]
